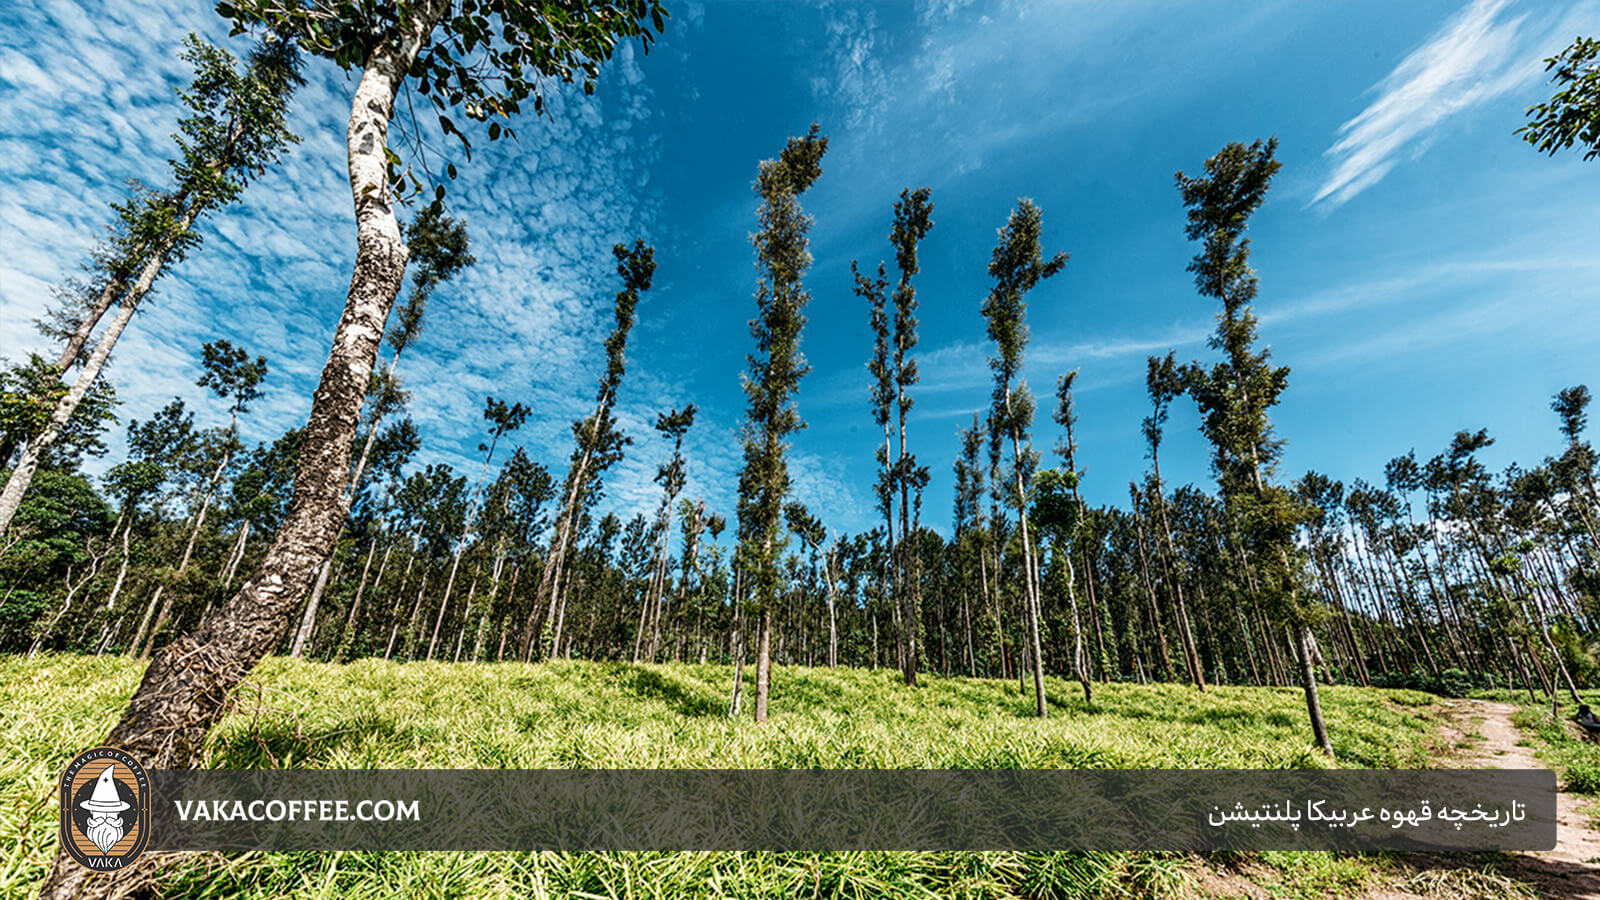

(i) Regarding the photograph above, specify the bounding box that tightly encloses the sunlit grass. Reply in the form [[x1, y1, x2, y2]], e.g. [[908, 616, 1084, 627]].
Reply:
[[1470, 687, 1600, 795], [0, 654, 1446, 899]]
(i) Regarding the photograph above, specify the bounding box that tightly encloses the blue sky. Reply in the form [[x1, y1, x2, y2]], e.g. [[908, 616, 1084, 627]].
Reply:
[[2, 0, 1597, 539]]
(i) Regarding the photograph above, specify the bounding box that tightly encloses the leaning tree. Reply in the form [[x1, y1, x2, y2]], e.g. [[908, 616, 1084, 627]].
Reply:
[[39, 4, 666, 897], [0, 35, 300, 538], [1175, 138, 1333, 756]]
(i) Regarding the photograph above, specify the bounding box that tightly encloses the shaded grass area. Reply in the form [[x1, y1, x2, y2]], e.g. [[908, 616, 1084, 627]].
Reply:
[[2, 655, 1448, 898]]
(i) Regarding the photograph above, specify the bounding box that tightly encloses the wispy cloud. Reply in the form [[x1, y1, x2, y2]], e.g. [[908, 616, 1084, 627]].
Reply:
[[808, 2, 888, 132], [0, 0, 664, 500], [1312, 0, 1534, 209]]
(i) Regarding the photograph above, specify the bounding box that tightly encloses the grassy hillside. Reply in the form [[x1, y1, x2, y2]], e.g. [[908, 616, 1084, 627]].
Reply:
[[1, 655, 1454, 899]]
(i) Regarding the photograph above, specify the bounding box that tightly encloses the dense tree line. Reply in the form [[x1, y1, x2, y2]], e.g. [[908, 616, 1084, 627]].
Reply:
[[7, 123, 1596, 731]]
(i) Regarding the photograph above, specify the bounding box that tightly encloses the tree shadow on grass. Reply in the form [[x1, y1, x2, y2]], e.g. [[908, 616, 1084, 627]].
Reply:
[[624, 666, 724, 718], [1181, 706, 1296, 728], [208, 712, 408, 768]]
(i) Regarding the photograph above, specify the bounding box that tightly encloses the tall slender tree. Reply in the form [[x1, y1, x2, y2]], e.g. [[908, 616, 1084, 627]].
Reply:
[[0, 35, 300, 537], [1053, 370, 1110, 682], [982, 198, 1067, 718], [1047, 370, 1093, 701], [1143, 351, 1205, 689], [423, 396, 528, 660], [1176, 138, 1331, 755], [736, 124, 827, 724], [858, 259, 898, 670], [888, 187, 934, 686], [952, 413, 987, 677], [133, 340, 269, 657], [637, 403, 697, 662], [525, 241, 655, 660]]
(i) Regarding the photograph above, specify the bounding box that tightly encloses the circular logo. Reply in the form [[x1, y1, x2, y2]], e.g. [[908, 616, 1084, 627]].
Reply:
[[59, 747, 150, 870]]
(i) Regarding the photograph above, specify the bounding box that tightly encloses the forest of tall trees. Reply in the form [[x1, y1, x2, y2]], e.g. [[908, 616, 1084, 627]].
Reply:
[[5, 124, 1596, 726], [1, 3, 1597, 781]]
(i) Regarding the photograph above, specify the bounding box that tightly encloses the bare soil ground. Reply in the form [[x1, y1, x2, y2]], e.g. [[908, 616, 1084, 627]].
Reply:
[[1437, 699, 1600, 898]]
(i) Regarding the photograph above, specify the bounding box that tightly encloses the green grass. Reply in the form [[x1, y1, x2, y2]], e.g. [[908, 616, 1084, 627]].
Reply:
[[0, 655, 1447, 899], [1470, 687, 1600, 796], [1508, 707, 1600, 796]]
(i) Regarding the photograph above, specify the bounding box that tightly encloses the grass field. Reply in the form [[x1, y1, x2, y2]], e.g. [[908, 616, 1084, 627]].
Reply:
[[0, 655, 1476, 899]]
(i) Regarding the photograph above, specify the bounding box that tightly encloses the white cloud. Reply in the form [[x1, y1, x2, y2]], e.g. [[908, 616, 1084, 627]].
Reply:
[[1312, 0, 1535, 209], [0, 0, 665, 518], [808, 3, 889, 132]]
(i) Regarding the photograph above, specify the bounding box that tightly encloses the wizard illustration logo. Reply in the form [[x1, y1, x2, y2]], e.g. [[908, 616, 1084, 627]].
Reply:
[[59, 747, 150, 870]]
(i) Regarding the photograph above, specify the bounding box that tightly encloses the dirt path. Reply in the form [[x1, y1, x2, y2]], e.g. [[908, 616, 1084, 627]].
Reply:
[[1443, 699, 1600, 897], [1195, 700, 1600, 899]]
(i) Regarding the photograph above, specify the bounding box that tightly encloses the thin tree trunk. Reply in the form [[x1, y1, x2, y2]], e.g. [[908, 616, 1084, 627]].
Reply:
[[824, 539, 840, 668], [754, 605, 773, 723], [398, 571, 432, 661], [0, 204, 201, 537], [335, 540, 382, 661], [55, 275, 136, 373], [92, 522, 134, 645], [1130, 496, 1174, 681], [1297, 623, 1334, 755], [1009, 426, 1047, 718], [729, 565, 745, 715], [221, 520, 251, 590], [527, 404, 607, 660], [1058, 543, 1092, 703], [429, 544, 466, 660], [1150, 458, 1205, 691], [383, 546, 418, 659], [29, 530, 111, 655], [291, 551, 335, 658], [1081, 544, 1109, 681]]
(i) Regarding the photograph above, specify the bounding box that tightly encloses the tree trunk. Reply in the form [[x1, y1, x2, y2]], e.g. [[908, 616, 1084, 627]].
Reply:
[[1297, 623, 1334, 756], [396, 572, 431, 660], [823, 539, 840, 668], [754, 605, 773, 723], [1150, 458, 1205, 691], [55, 274, 135, 373], [1059, 542, 1092, 703], [1080, 544, 1109, 681], [37, 17, 443, 896], [288, 349, 404, 660], [0, 204, 200, 538], [526, 404, 607, 660], [428, 543, 466, 660], [728, 566, 745, 716], [335, 540, 383, 661], [221, 520, 251, 590], [29, 526, 111, 655], [91, 523, 134, 646], [1130, 499, 1174, 681], [140, 458, 229, 659], [1010, 428, 1047, 718], [290, 552, 335, 658]]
